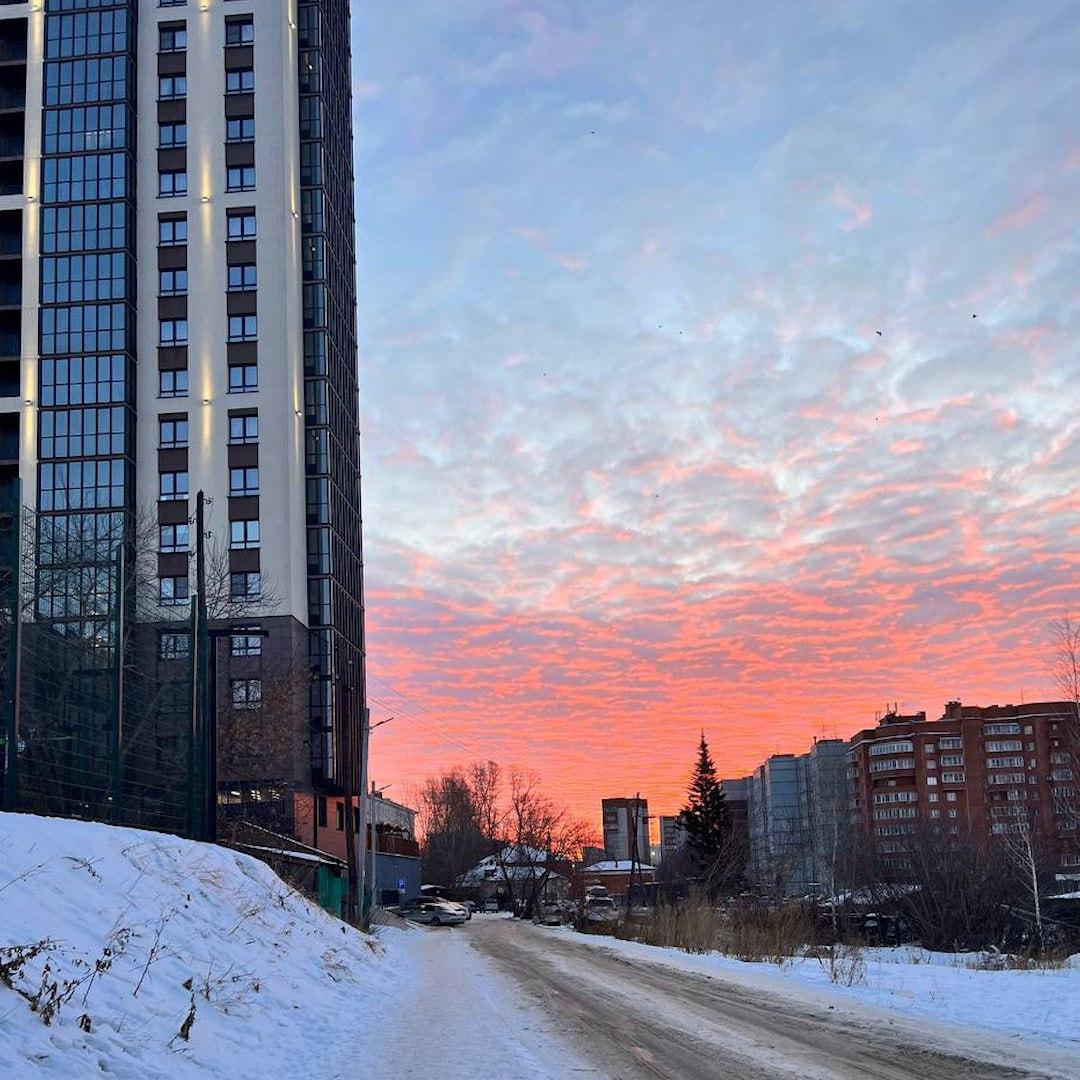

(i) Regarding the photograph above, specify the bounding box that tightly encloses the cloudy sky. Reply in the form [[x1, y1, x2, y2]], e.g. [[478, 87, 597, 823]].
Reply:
[[353, 0, 1080, 823]]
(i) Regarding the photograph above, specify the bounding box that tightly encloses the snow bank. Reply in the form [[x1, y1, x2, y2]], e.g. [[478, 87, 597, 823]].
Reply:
[[559, 928, 1080, 1050], [0, 812, 395, 1078]]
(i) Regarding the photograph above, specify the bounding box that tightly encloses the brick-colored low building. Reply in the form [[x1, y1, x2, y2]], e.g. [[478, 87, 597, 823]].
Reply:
[[577, 859, 657, 900], [849, 701, 1079, 872]]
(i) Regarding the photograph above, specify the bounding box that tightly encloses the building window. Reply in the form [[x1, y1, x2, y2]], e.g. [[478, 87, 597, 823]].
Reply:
[[986, 740, 1023, 753], [938, 736, 963, 750], [226, 117, 255, 143], [159, 24, 187, 52], [986, 756, 1024, 769], [159, 74, 187, 100], [869, 758, 915, 774], [228, 314, 257, 341], [983, 722, 1022, 736], [925, 775, 938, 785], [159, 416, 188, 447], [317, 796, 327, 828], [225, 69, 255, 94], [1052, 768, 1075, 782], [159, 170, 187, 197], [939, 754, 964, 767], [946, 791, 958, 802], [226, 166, 256, 192], [230, 572, 261, 600], [227, 263, 257, 291], [228, 413, 258, 443], [225, 16, 255, 46], [159, 523, 189, 553], [229, 466, 259, 496], [228, 364, 258, 393], [159, 369, 189, 398], [160, 574, 190, 605], [941, 771, 966, 784], [159, 216, 187, 245], [231, 632, 262, 657], [227, 210, 256, 239], [160, 318, 188, 346], [229, 519, 260, 549], [159, 632, 190, 660], [927, 792, 939, 802], [231, 678, 262, 710], [160, 470, 189, 501], [869, 740, 914, 757], [987, 772, 1026, 785], [159, 122, 187, 148], [159, 268, 188, 296]]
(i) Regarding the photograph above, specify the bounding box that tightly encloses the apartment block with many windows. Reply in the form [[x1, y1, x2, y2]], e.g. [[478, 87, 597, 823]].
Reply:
[[848, 701, 1079, 872], [1, 1, 366, 843]]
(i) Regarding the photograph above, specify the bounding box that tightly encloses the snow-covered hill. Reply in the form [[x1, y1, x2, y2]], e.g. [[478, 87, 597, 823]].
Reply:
[[0, 812, 394, 1078]]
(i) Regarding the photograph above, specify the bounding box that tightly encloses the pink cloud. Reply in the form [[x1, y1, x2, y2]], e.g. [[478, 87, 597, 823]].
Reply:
[[830, 187, 872, 231], [555, 253, 589, 273], [988, 195, 1046, 235]]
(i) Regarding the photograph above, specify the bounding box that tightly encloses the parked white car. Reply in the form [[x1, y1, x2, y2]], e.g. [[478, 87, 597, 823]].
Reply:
[[401, 899, 467, 926], [582, 896, 619, 924]]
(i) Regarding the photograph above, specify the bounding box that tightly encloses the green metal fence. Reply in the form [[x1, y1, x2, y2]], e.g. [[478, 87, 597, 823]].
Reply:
[[1, 498, 208, 838]]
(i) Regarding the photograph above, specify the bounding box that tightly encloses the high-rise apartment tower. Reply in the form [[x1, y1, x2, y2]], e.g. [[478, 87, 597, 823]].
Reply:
[[0, 0, 365, 840]]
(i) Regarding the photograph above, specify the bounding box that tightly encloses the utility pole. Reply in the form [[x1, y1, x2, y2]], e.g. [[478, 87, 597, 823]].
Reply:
[[195, 491, 213, 841], [110, 542, 125, 822], [340, 651, 359, 923], [626, 793, 640, 922], [357, 699, 371, 919], [1, 482, 21, 813]]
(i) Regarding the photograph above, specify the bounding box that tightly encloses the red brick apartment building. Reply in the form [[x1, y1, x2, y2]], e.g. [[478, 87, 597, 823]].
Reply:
[[848, 701, 1079, 872]]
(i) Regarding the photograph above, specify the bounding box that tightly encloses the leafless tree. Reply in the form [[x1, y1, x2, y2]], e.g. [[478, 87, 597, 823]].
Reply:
[[496, 768, 596, 917], [416, 763, 501, 887], [1049, 616, 1080, 832], [868, 823, 1016, 949], [994, 803, 1053, 950]]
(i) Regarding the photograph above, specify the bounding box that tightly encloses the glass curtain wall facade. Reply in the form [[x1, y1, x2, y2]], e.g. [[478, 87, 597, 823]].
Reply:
[[18, 0, 139, 820], [297, 1, 365, 791], [38, 1, 136, 639]]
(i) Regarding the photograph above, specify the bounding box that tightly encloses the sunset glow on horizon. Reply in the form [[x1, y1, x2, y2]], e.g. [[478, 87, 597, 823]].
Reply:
[[354, 1, 1080, 827]]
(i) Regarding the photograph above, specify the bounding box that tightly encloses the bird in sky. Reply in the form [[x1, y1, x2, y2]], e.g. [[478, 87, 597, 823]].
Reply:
[[875, 330, 883, 337], [972, 313, 978, 319]]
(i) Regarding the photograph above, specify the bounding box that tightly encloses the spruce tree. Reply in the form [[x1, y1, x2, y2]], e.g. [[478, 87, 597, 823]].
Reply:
[[677, 733, 736, 894]]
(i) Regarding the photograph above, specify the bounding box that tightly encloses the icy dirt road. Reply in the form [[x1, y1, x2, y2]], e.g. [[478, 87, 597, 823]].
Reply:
[[463, 918, 1080, 1080]]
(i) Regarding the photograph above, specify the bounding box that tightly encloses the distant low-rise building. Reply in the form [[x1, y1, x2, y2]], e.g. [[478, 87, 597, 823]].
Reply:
[[579, 858, 657, 900], [366, 787, 422, 907], [458, 846, 570, 903]]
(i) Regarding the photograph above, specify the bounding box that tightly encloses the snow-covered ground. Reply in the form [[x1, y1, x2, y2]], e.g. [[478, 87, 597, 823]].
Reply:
[[560, 926, 1080, 1050], [0, 813, 585, 1079]]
